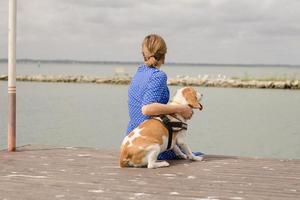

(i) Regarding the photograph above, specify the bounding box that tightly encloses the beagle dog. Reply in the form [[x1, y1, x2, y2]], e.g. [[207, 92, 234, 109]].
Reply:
[[120, 87, 203, 168]]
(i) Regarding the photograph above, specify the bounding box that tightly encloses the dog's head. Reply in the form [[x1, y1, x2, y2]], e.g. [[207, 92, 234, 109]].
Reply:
[[173, 87, 203, 110]]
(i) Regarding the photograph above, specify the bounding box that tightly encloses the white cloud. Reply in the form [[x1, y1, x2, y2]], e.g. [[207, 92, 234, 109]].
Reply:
[[0, 0, 299, 64]]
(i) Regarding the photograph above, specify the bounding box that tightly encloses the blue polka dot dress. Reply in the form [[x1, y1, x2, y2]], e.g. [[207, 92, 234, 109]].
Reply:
[[126, 64, 177, 160], [127, 64, 169, 133]]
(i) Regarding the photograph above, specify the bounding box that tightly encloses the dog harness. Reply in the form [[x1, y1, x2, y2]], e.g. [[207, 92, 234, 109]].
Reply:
[[155, 115, 188, 150]]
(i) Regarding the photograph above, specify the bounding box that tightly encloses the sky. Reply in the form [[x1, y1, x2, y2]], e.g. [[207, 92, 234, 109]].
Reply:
[[0, 0, 300, 65]]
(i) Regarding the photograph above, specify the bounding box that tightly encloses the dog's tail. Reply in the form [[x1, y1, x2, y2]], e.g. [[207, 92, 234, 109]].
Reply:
[[119, 147, 130, 168], [119, 158, 129, 168]]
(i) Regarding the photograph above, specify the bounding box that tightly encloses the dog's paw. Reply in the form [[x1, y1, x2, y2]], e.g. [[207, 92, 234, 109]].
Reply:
[[148, 161, 170, 169], [189, 155, 204, 161], [177, 153, 188, 159]]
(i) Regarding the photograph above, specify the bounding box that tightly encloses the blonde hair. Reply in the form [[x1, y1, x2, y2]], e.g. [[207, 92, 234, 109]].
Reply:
[[142, 34, 167, 67]]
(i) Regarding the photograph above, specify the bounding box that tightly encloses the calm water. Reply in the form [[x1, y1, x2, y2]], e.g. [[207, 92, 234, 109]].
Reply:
[[0, 63, 300, 159]]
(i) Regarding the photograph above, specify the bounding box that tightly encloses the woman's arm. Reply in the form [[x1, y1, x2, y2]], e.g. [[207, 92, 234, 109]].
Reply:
[[142, 103, 193, 119]]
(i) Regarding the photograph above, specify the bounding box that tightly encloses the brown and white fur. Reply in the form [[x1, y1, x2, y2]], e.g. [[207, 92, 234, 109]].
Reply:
[[119, 87, 203, 169]]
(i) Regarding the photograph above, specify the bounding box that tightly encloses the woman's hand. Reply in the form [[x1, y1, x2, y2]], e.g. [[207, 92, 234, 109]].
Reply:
[[177, 105, 193, 119]]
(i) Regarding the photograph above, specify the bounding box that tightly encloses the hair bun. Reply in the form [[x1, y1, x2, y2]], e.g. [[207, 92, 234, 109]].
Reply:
[[145, 56, 158, 67]]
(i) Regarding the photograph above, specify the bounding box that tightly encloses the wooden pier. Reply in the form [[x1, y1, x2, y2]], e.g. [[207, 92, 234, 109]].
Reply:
[[0, 145, 299, 200]]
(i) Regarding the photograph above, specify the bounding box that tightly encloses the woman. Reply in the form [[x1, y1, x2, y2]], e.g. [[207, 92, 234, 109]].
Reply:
[[126, 34, 195, 160]]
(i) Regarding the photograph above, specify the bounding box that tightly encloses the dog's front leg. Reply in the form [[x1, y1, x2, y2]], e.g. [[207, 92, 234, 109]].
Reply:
[[173, 145, 187, 159], [176, 136, 203, 161]]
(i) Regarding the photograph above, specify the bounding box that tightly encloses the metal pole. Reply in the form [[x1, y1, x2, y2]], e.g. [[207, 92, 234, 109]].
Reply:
[[8, 0, 17, 152]]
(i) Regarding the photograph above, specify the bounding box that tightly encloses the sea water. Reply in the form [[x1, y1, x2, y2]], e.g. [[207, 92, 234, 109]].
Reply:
[[0, 63, 300, 159]]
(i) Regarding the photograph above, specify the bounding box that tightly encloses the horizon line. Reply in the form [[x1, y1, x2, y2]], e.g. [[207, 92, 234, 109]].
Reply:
[[0, 58, 299, 67]]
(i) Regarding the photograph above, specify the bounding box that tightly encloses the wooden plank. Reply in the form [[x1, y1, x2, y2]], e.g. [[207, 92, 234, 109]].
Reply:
[[0, 145, 299, 200]]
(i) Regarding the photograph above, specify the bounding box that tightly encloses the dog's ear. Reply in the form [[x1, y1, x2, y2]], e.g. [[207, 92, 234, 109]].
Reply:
[[182, 87, 198, 108], [182, 87, 202, 110]]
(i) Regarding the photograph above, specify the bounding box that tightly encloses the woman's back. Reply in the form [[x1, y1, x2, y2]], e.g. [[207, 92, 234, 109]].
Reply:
[[127, 64, 169, 134]]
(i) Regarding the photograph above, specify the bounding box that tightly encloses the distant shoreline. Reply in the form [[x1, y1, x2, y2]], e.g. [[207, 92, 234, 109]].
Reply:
[[0, 74, 299, 90], [0, 58, 299, 68]]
